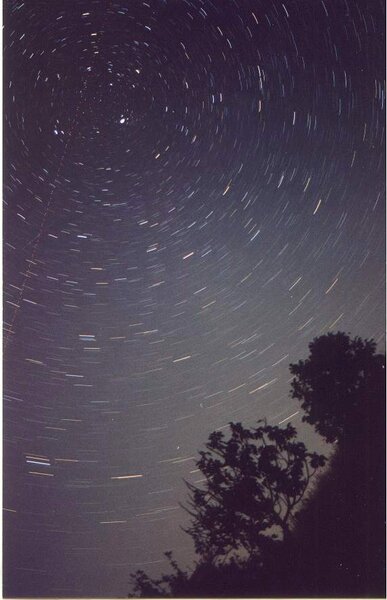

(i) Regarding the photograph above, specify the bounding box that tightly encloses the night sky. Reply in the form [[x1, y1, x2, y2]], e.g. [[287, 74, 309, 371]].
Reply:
[[3, 0, 385, 597]]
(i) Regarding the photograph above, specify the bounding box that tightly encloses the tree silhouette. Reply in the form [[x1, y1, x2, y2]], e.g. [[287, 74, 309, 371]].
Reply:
[[289, 331, 385, 443], [183, 420, 326, 563], [129, 551, 190, 598], [129, 332, 385, 597], [289, 332, 386, 597], [129, 420, 326, 597]]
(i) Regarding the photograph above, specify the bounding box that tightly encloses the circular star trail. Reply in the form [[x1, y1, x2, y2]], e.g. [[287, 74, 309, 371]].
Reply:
[[3, 0, 385, 597]]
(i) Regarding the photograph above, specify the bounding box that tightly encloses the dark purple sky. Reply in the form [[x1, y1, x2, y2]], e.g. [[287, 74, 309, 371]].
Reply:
[[3, 0, 385, 597]]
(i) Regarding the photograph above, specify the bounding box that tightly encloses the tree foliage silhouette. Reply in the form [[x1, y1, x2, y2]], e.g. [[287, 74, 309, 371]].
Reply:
[[183, 420, 326, 563], [289, 331, 385, 443], [129, 332, 385, 597], [288, 332, 386, 596], [130, 551, 190, 598], [129, 420, 326, 597]]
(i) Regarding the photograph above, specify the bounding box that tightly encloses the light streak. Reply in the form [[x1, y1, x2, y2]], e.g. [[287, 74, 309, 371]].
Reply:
[[110, 474, 143, 480], [4, 93, 85, 348]]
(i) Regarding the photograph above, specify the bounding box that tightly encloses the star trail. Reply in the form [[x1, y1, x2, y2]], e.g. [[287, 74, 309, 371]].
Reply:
[[3, 0, 385, 597]]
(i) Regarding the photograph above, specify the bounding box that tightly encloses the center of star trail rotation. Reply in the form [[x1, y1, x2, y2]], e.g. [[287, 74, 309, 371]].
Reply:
[[3, 0, 385, 597]]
